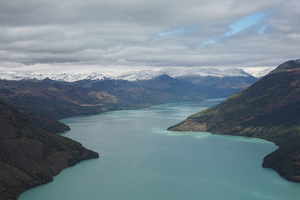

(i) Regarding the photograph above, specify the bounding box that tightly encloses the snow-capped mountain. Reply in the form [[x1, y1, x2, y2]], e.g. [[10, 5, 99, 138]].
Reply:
[[116, 69, 163, 81], [0, 67, 260, 82], [117, 67, 255, 81], [162, 67, 251, 78], [240, 67, 276, 78], [0, 72, 108, 82]]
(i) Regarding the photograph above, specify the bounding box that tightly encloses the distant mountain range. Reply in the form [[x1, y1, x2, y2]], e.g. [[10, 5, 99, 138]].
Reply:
[[168, 59, 300, 182], [0, 67, 265, 82], [0, 71, 257, 119]]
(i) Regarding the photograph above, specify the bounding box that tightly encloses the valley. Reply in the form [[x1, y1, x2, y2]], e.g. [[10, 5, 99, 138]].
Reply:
[[0, 60, 299, 199]]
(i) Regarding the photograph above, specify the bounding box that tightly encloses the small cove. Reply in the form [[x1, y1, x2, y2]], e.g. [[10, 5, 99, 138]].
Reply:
[[19, 99, 300, 200]]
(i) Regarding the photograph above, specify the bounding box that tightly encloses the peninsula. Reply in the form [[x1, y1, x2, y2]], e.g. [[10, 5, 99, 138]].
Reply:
[[168, 59, 300, 182]]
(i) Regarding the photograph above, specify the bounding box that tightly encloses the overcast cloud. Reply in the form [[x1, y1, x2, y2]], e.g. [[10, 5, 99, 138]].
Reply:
[[0, 0, 299, 73]]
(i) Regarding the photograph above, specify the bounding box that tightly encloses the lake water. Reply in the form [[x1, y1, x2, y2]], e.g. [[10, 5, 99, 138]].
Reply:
[[19, 99, 300, 200]]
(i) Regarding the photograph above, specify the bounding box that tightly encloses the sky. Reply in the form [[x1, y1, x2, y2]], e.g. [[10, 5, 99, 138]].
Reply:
[[0, 0, 299, 73]]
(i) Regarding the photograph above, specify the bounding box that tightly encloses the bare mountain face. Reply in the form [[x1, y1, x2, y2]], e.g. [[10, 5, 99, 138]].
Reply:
[[169, 59, 300, 182], [0, 101, 99, 200]]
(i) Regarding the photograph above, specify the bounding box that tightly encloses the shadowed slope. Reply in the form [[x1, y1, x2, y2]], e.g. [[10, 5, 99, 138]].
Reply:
[[0, 101, 99, 200]]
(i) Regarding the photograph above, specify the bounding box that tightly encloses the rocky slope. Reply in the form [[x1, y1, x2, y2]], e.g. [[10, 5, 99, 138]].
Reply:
[[0, 100, 99, 200], [168, 59, 300, 182]]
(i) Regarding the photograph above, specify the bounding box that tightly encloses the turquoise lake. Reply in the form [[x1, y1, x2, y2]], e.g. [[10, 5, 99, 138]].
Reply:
[[19, 99, 300, 200]]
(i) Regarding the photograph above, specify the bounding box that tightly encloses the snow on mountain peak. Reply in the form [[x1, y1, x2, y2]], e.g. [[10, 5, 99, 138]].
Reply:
[[0, 72, 107, 82], [240, 67, 276, 78], [113, 67, 253, 81], [0, 67, 258, 82], [162, 67, 251, 78]]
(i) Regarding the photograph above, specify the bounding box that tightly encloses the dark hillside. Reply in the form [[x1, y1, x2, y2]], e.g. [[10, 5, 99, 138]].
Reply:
[[0, 100, 99, 200]]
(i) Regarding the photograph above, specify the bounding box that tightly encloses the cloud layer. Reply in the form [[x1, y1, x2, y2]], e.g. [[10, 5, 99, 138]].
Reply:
[[0, 0, 299, 72]]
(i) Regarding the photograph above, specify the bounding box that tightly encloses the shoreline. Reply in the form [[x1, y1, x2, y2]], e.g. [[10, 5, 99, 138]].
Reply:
[[18, 99, 300, 200]]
